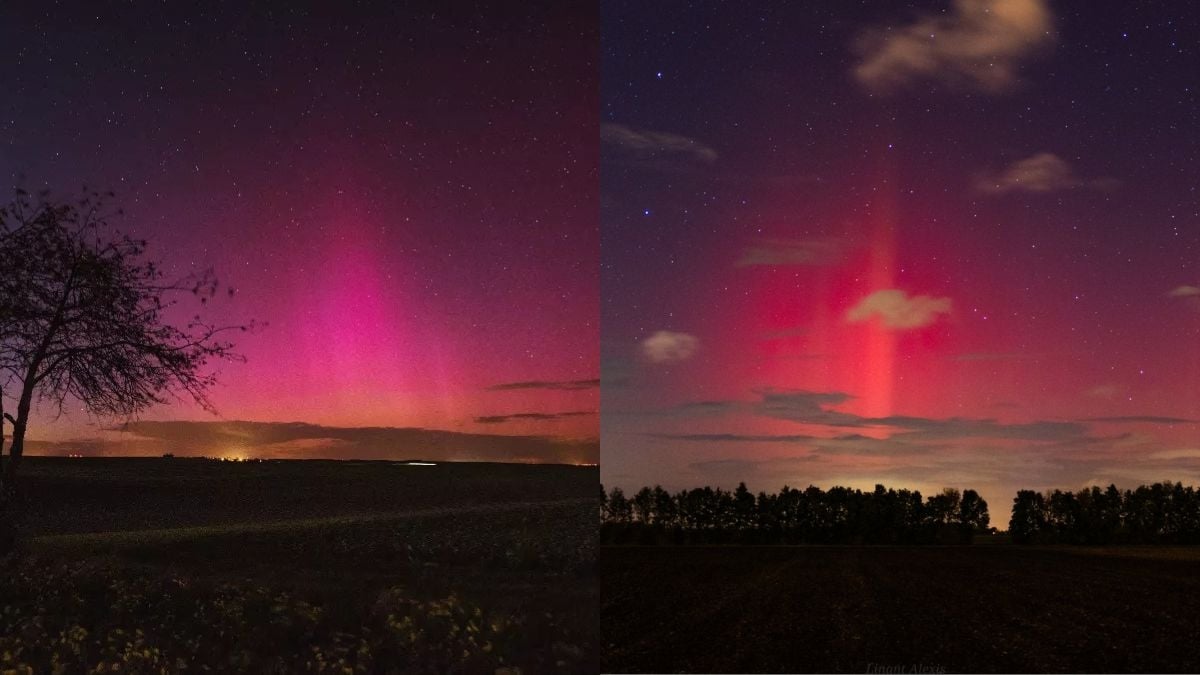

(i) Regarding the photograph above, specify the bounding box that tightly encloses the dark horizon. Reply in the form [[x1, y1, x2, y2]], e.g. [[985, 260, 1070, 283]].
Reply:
[[19, 419, 599, 465]]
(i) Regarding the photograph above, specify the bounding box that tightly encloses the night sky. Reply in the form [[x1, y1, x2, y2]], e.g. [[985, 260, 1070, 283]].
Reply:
[[1, 2, 597, 462], [601, 0, 1200, 508]]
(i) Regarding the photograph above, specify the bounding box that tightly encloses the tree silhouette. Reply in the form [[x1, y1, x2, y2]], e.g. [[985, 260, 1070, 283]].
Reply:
[[632, 486, 655, 524], [1008, 490, 1046, 543], [1003, 483, 1200, 545], [0, 189, 251, 495], [600, 482, 991, 545], [733, 482, 755, 529], [959, 489, 990, 535], [651, 485, 676, 528], [605, 487, 632, 523]]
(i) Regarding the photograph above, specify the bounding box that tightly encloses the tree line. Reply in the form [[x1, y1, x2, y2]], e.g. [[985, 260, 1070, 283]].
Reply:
[[600, 483, 991, 544], [1010, 483, 1200, 544], [603, 481, 1200, 545]]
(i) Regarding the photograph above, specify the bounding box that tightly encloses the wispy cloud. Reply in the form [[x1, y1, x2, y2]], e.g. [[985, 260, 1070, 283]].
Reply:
[[486, 379, 599, 391], [601, 123, 718, 164], [1169, 285, 1200, 298], [645, 388, 1089, 444], [618, 388, 1200, 510], [656, 432, 927, 456], [474, 411, 596, 424], [1083, 416, 1198, 425], [883, 416, 1085, 442], [846, 289, 952, 329], [651, 432, 819, 444], [641, 330, 699, 364], [753, 389, 861, 426], [976, 153, 1117, 194], [854, 0, 1054, 94]]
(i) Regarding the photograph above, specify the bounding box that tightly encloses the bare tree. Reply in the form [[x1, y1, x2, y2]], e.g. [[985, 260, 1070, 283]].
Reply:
[[0, 188, 252, 495]]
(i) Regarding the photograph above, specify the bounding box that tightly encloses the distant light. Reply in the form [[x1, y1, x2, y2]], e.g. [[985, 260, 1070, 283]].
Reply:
[[405, 461, 437, 466], [643, 209, 651, 216], [656, 71, 663, 79]]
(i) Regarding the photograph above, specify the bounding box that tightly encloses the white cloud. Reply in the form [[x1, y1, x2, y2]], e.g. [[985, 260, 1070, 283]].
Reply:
[[641, 330, 699, 364], [854, 0, 1054, 94], [600, 123, 717, 163], [976, 153, 1116, 194], [845, 289, 952, 329], [1168, 285, 1200, 298]]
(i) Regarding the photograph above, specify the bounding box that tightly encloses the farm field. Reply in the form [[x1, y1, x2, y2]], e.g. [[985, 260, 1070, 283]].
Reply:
[[601, 545, 1200, 674], [1, 457, 597, 673]]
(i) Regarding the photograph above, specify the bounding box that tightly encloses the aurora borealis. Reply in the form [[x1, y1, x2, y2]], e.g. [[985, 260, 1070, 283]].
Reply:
[[1, 2, 597, 461], [3, 1, 1199, 485], [601, 0, 1200, 507]]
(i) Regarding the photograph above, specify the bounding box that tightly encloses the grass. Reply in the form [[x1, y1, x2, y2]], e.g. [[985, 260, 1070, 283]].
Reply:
[[0, 457, 597, 673], [601, 544, 1200, 673]]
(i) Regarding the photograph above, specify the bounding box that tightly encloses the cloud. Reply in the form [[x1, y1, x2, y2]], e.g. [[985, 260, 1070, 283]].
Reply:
[[624, 388, 1148, 451], [810, 434, 932, 455], [753, 389, 861, 426], [675, 400, 740, 416], [486, 379, 599, 391], [882, 416, 1086, 442], [845, 289, 952, 329], [613, 384, 1200, 512], [853, 0, 1054, 94], [652, 432, 818, 444], [474, 411, 596, 424], [975, 153, 1116, 194], [1169, 285, 1200, 298], [1083, 416, 1198, 425], [735, 238, 843, 267], [71, 420, 601, 464], [651, 388, 1089, 445], [657, 432, 926, 456], [641, 330, 699, 364], [601, 399, 740, 420], [601, 123, 718, 164]]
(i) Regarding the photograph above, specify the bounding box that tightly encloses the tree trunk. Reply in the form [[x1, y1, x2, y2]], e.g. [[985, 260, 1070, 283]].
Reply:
[[0, 394, 6, 494], [2, 384, 34, 492]]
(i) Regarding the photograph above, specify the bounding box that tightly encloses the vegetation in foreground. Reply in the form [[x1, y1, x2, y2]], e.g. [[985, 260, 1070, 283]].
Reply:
[[602, 545, 1200, 673], [0, 458, 597, 673]]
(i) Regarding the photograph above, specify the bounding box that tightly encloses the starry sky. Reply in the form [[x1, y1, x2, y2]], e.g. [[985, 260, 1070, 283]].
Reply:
[[1, 2, 597, 462], [601, 0, 1200, 509]]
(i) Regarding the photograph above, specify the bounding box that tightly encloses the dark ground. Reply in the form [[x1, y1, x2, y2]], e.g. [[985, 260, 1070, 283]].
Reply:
[[1, 457, 597, 673], [601, 545, 1200, 674]]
